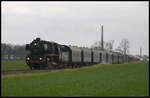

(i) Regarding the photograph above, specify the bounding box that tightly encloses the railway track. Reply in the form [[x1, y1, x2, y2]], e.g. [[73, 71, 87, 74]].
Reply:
[[1, 65, 80, 75], [1, 64, 102, 75], [1, 69, 51, 75]]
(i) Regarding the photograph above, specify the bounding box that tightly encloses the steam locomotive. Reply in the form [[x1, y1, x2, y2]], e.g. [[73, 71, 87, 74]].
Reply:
[[25, 38, 139, 69]]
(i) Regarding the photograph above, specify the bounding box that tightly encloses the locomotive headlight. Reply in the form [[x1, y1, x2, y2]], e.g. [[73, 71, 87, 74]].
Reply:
[[27, 57, 30, 60], [40, 57, 42, 60], [34, 43, 37, 46]]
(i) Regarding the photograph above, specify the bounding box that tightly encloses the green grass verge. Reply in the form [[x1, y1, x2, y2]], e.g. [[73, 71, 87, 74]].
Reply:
[[1, 60, 29, 70], [2, 62, 149, 97]]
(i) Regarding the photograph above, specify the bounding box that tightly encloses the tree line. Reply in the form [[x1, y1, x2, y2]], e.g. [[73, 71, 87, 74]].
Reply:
[[91, 38, 130, 55], [1, 38, 129, 60], [1, 43, 26, 60], [2, 38, 148, 61]]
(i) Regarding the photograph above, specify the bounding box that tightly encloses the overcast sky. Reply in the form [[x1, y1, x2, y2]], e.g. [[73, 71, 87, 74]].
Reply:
[[2, 1, 149, 55]]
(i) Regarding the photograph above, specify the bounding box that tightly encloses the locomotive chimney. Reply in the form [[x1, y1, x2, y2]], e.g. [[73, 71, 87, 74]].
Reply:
[[101, 25, 104, 50], [36, 38, 40, 41]]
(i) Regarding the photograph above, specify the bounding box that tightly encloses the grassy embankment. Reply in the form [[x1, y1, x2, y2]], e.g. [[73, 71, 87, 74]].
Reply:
[[1, 60, 29, 70], [2, 62, 149, 97]]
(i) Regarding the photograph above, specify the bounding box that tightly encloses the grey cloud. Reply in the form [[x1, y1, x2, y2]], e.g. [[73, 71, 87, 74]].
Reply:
[[2, 1, 149, 55]]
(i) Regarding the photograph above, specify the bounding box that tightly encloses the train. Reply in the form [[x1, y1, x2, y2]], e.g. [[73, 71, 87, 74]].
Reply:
[[25, 38, 139, 69]]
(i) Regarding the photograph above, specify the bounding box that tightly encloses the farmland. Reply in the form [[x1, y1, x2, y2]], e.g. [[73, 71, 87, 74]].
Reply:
[[2, 62, 149, 97]]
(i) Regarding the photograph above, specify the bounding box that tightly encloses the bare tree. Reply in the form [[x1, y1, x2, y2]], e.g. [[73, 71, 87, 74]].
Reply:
[[91, 41, 102, 50], [91, 40, 114, 51], [115, 46, 124, 54], [117, 38, 130, 55], [105, 40, 114, 51], [1, 43, 26, 60]]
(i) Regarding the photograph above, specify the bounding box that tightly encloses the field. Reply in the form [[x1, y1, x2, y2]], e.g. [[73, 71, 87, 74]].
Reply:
[[2, 60, 29, 70], [1, 61, 149, 97]]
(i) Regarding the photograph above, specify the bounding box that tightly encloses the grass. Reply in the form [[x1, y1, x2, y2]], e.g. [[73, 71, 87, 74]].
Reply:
[[1, 60, 29, 70], [2, 62, 149, 97]]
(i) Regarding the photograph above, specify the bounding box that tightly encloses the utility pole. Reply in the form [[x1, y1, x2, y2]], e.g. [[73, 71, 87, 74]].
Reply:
[[140, 47, 142, 57], [101, 25, 103, 50], [101, 25, 105, 64]]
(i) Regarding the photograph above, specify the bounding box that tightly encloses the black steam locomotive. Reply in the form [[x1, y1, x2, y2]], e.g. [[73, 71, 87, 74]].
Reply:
[[25, 38, 139, 69]]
